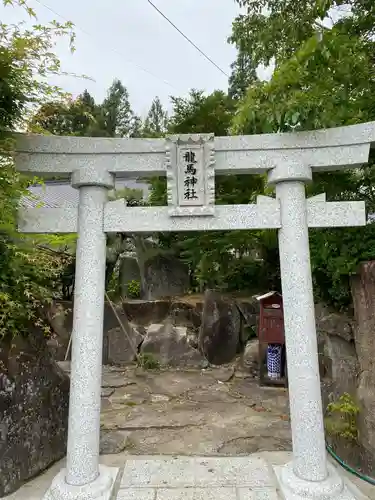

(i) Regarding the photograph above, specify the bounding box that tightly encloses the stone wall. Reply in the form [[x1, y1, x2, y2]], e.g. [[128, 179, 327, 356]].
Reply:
[[351, 261, 375, 474], [0, 330, 70, 497], [316, 261, 375, 476]]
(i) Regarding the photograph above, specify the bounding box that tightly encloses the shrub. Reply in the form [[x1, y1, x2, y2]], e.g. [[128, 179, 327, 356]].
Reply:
[[324, 393, 360, 441], [127, 280, 141, 299]]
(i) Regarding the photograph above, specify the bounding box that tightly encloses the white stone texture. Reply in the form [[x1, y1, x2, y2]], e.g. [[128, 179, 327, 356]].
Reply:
[[275, 181, 327, 482], [116, 456, 368, 500], [307, 199, 366, 227], [166, 134, 215, 216], [1, 453, 370, 500], [65, 179, 113, 486], [71, 166, 114, 189], [119, 457, 276, 490], [15, 122, 375, 177], [274, 461, 365, 500], [18, 198, 365, 234], [43, 465, 118, 500], [104, 202, 281, 233]]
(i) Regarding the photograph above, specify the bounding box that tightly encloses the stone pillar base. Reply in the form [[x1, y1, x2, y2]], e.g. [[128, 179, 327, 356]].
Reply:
[[274, 461, 367, 500], [43, 465, 119, 500]]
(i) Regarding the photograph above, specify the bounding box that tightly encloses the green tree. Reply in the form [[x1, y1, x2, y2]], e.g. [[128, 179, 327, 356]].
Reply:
[[0, 0, 75, 338], [80, 88, 96, 111], [230, 0, 375, 306], [142, 96, 168, 137], [169, 89, 235, 136], [149, 89, 272, 292], [228, 51, 258, 101], [29, 95, 97, 136], [96, 78, 140, 138]]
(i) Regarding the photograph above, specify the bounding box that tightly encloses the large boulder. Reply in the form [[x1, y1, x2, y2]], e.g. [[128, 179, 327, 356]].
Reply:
[[318, 333, 359, 408], [140, 323, 205, 367], [48, 301, 139, 363], [169, 300, 202, 330], [199, 290, 242, 365], [315, 303, 358, 406], [0, 331, 69, 497], [122, 300, 171, 327], [315, 303, 354, 343], [141, 254, 190, 300], [236, 299, 259, 328], [107, 325, 144, 365]]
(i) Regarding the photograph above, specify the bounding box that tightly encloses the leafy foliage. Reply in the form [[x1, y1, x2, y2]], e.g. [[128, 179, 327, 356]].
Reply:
[[29, 96, 97, 136], [96, 79, 140, 138], [325, 393, 360, 441], [127, 280, 141, 299], [136, 352, 160, 370], [228, 51, 258, 101], [148, 89, 277, 293], [142, 96, 168, 138], [0, 239, 64, 338], [3, 0, 375, 325], [230, 0, 375, 306], [0, 1, 76, 339]]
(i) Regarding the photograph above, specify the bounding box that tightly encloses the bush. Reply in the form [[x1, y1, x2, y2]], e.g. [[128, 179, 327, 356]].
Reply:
[[0, 234, 65, 339], [127, 280, 141, 299], [324, 393, 360, 441], [136, 353, 160, 370]]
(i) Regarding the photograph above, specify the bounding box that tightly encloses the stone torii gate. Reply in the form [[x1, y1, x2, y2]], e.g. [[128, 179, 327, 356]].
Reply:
[[15, 122, 375, 500]]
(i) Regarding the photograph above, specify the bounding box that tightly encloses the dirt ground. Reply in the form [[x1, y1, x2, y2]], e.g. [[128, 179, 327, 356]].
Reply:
[[60, 363, 292, 456]]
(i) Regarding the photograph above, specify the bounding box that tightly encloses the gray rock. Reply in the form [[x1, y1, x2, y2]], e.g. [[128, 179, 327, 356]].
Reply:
[[315, 303, 354, 343], [122, 299, 171, 327], [48, 300, 128, 362], [318, 333, 359, 408], [141, 323, 205, 367], [101, 387, 115, 398], [243, 340, 259, 368], [0, 332, 69, 497], [99, 430, 130, 455], [141, 254, 190, 300], [237, 299, 259, 327], [169, 300, 202, 330], [199, 290, 241, 365], [107, 325, 144, 365]]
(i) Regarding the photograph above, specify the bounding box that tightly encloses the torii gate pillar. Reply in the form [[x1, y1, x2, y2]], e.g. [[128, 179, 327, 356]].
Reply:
[[269, 164, 336, 496]]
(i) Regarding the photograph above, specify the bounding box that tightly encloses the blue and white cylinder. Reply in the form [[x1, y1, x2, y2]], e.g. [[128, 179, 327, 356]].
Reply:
[[267, 344, 282, 379]]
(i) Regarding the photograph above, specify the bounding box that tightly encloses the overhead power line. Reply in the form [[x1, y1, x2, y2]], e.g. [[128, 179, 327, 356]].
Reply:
[[146, 0, 229, 78], [33, 0, 179, 92]]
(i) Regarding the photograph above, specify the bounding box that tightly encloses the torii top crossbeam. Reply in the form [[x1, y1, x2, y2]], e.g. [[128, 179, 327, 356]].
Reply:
[[15, 122, 375, 234], [15, 121, 375, 178]]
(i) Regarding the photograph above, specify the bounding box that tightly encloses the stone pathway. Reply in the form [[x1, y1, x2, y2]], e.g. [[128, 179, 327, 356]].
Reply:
[[116, 455, 282, 500], [115, 454, 373, 500], [3, 365, 375, 499], [93, 364, 292, 456]]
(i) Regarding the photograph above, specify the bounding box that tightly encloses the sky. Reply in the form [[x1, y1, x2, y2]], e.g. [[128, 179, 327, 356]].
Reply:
[[1, 0, 269, 117]]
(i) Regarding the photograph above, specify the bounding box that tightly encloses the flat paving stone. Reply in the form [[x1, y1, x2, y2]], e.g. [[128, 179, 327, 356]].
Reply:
[[118, 456, 280, 500], [156, 487, 237, 500], [121, 458, 195, 488], [117, 489, 155, 500], [194, 457, 274, 487]]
